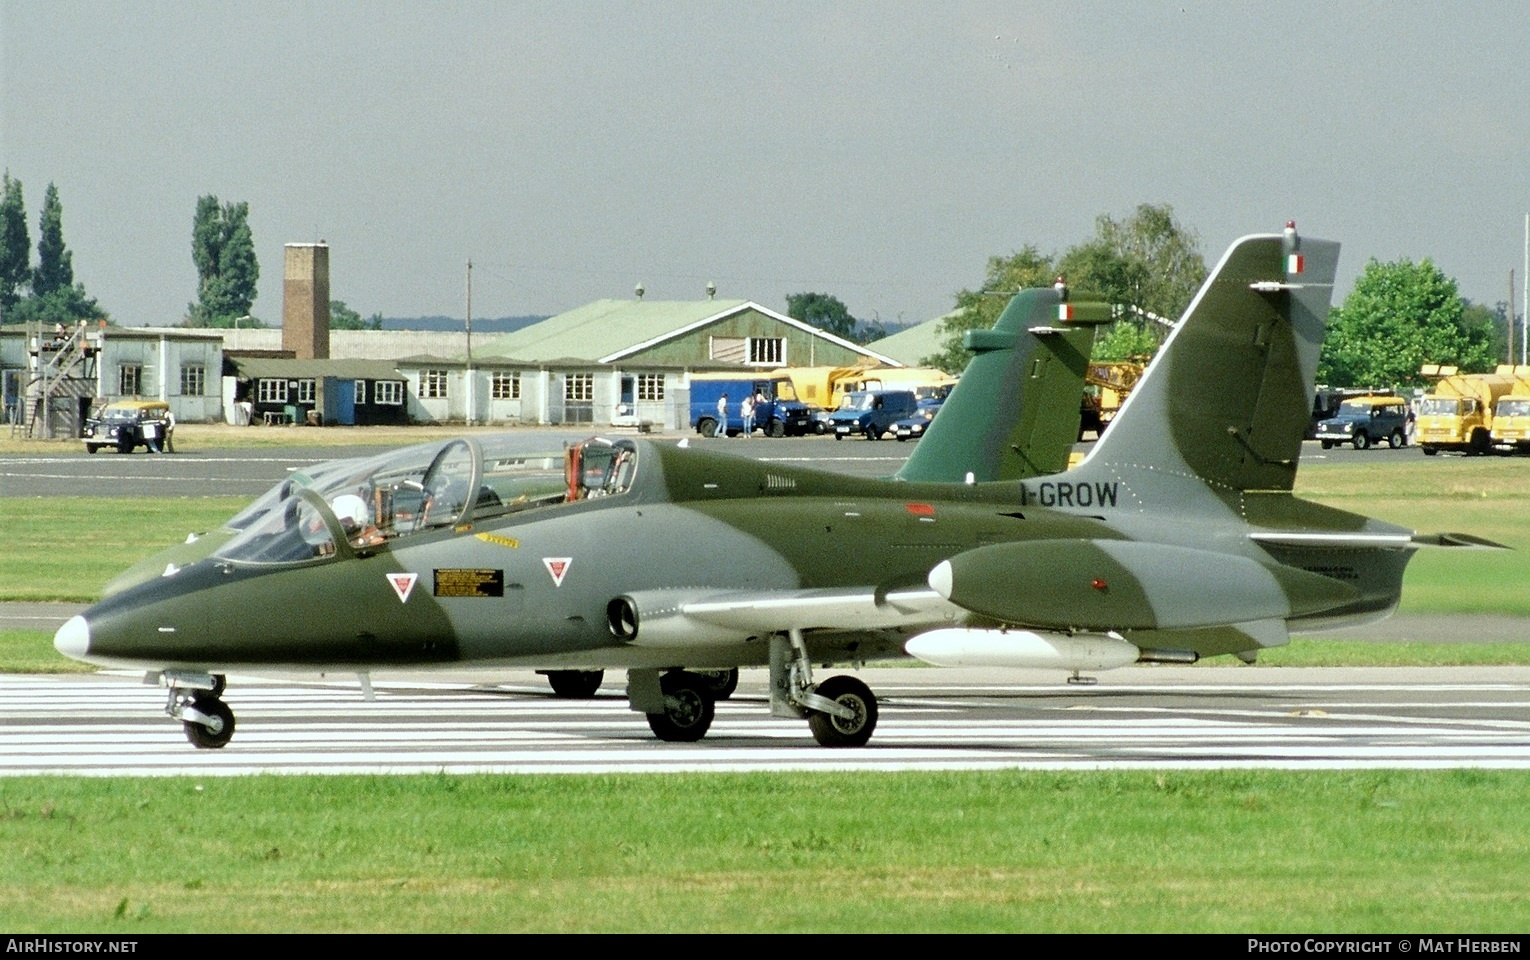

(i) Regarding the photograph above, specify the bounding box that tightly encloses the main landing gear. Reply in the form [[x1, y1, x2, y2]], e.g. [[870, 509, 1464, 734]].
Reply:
[[161, 672, 235, 749], [625, 633, 879, 748], [541, 667, 740, 701]]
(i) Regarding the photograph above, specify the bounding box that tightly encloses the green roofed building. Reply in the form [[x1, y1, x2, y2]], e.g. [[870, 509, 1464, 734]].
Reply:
[[399, 297, 897, 429], [865, 310, 963, 369]]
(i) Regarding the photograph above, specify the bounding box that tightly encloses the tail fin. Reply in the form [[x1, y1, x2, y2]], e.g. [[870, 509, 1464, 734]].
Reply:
[[896, 289, 1112, 483], [1067, 225, 1340, 498]]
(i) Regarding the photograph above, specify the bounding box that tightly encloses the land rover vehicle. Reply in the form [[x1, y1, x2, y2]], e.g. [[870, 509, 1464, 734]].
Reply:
[[81, 399, 173, 454], [1313, 396, 1409, 450]]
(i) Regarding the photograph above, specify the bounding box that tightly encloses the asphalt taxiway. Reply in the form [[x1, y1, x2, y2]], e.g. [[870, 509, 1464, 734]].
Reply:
[[6, 664, 1530, 775]]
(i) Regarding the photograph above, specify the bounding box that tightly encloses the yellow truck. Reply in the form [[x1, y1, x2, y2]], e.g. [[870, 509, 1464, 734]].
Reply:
[[1080, 360, 1144, 439], [1489, 365, 1530, 454], [769, 365, 874, 411], [1414, 364, 1518, 456], [847, 367, 958, 402]]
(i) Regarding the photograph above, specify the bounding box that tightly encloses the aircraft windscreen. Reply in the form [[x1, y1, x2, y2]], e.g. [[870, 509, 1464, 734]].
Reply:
[[213, 436, 640, 565], [214, 493, 339, 564]]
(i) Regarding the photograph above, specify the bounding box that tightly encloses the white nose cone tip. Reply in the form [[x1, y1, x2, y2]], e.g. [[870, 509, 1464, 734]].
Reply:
[[927, 559, 954, 598], [54, 615, 90, 659]]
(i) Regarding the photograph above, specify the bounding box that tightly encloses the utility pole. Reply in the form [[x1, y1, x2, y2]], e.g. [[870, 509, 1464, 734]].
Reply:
[[465, 258, 474, 426], [1511, 270, 1517, 368]]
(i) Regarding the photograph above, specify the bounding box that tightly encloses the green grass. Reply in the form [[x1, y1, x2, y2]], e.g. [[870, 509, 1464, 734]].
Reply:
[[0, 630, 94, 673], [1295, 458, 1530, 615], [0, 497, 248, 602], [1, 770, 1527, 933]]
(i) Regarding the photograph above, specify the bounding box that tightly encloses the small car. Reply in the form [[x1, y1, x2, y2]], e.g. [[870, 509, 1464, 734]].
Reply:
[[82, 399, 174, 454], [891, 401, 942, 441], [1313, 396, 1409, 450]]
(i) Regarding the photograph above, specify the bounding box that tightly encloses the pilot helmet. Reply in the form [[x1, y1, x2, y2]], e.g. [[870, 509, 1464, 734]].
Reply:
[[331, 493, 369, 532]]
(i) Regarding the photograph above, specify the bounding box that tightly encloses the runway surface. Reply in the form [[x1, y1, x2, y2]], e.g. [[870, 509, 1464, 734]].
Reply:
[[7, 666, 1530, 776]]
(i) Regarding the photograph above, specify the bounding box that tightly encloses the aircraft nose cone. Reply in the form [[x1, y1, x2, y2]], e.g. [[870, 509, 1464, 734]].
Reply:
[[54, 615, 91, 660], [927, 559, 954, 599]]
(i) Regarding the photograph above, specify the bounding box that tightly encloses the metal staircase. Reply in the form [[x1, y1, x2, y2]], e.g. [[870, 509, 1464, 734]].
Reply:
[[13, 320, 99, 439]]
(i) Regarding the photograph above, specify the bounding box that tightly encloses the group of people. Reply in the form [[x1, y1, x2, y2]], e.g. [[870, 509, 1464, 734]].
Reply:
[[714, 391, 767, 437]]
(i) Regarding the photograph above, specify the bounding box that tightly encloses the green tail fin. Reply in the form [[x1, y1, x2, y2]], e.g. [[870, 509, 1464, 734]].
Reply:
[[896, 288, 1111, 483]]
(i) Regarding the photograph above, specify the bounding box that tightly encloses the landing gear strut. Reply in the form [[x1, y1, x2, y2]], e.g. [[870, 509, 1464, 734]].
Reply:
[[161, 672, 235, 749], [770, 630, 879, 747]]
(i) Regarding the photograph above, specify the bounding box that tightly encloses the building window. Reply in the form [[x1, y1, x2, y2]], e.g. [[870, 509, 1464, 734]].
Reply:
[[637, 373, 665, 401], [748, 337, 783, 365], [374, 381, 403, 405], [118, 364, 142, 396], [180, 364, 205, 397], [709, 336, 746, 363], [421, 369, 449, 399], [491, 371, 521, 400], [257, 379, 288, 404], [354, 380, 366, 405], [564, 373, 593, 402], [296, 379, 316, 404]]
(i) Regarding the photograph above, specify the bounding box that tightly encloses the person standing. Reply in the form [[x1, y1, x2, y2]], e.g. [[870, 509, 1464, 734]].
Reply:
[[740, 394, 754, 437], [715, 393, 728, 437]]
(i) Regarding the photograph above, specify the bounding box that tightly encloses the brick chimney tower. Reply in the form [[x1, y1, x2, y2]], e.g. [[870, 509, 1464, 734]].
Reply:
[[282, 242, 330, 360]]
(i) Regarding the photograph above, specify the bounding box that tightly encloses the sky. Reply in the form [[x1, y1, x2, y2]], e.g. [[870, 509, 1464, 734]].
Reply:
[[3, 1, 1529, 330]]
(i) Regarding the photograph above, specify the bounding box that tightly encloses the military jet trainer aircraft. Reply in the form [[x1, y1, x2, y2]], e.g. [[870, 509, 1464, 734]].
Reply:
[[55, 224, 1499, 749]]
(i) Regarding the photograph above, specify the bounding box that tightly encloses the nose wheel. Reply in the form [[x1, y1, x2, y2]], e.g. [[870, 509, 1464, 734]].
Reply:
[[182, 695, 236, 749], [161, 672, 236, 749]]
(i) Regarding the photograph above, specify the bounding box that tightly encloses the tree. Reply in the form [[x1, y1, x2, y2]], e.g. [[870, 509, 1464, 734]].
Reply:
[[329, 300, 383, 330], [0, 173, 29, 312], [921, 245, 1056, 373], [6, 283, 108, 327], [187, 196, 259, 326], [1318, 257, 1498, 388], [921, 204, 1207, 374], [786, 292, 857, 340], [32, 182, 74, 298]]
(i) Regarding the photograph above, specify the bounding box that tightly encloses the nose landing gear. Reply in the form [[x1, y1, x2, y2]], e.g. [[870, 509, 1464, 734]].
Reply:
[[160, 672, 235, 749]]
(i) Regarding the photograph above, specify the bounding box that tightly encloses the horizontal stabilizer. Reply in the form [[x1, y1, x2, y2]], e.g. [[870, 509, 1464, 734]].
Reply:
[[1251, 531, 1511, 550], [1409, 532, 1512, 550]]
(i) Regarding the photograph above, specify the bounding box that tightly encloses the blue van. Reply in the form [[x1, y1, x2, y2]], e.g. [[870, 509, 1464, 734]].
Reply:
[[827, 390, 918, 440]]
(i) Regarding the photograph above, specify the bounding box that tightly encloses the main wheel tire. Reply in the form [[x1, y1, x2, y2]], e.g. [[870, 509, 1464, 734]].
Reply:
[[646, 672, 715, 742], [767, 419, 785, 438], [1353, 433, 1370, 450], [697, 418, 717, 438], [85, 444, 99, 454], [1388, 430, 1404, 449], [546, 669, 604, 699], [184, 696, 235, 749], [1320, 440, 1333, 450], [694, 668, 739, 700], [807, 675, 878, 748], [1422, 445, 1439, 456]]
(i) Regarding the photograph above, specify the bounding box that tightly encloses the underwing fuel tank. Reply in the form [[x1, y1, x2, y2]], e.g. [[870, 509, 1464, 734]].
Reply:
[[904, 628, 1139, 670]]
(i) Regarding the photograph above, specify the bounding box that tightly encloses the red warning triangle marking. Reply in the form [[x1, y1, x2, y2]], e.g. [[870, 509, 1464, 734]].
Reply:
[[387, 572, 418, 603], [543, 557, 572, 587]]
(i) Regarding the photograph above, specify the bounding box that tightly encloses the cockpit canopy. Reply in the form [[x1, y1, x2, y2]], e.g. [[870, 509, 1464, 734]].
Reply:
[[214, 436, 639, 565]]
